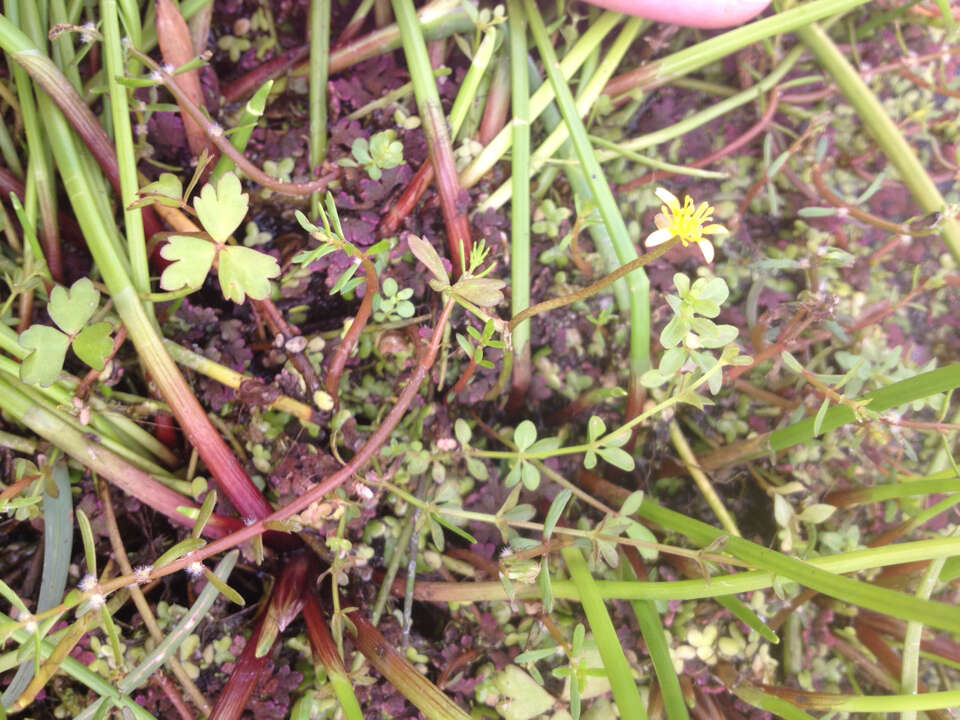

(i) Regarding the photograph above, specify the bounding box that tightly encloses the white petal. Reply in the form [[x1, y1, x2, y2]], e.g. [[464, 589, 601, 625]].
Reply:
[[645, 228, 672, 247], [654, 187, 679, 209], [698, 240, 715, 263], [702, 223, 728, 236]]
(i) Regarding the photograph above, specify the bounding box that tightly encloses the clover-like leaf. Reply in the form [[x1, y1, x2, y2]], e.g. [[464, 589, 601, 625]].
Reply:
[[660, 315, 690, 348], [217, 245, 280, 303], [543, 489, 571, 540], [620, 490, 645, 516], [505, 462, 523, 488], [351, 137, 372, 165], [625, 519, 658, 561], [48, 278, 100, 335], [520, 462, 540, 490], [466, 457, 488, 481], [454, 418, 472, 446], [193, 172, 248, 244], [19, 325, 70, 387], [160, 235, 216, 291], [72, 322, 113, 371], [582, 447, 598, 469], [369, 130, 404, 170]]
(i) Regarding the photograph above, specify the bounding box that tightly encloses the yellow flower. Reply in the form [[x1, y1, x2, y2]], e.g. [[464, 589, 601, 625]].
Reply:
[[645, 187, 727, 264]]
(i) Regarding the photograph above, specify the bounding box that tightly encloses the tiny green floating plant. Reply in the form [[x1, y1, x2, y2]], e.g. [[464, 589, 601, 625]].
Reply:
[[339, 128, 405, 180]]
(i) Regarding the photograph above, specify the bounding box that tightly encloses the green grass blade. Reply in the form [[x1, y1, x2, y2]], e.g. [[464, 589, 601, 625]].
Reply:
[[562, 546, 646, 720], [0, 461, 72, 707], [507, 0, 531, 398], [73, 551, 239, 720], [770, 363, 960, 451], [308, 0, 330, 217], [624, 563, 688, 720], [633, 500, 960, 635]]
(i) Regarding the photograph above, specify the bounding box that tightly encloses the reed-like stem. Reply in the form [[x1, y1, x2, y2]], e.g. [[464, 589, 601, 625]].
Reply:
[[309, 0, 330, 217], [507, 0, 531, 409], [101, 0, 150, 305], [524, 1, 651, 419], [391, 0, 472, 275]]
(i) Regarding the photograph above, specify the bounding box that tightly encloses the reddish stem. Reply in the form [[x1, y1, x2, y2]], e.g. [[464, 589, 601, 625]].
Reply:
[[127, 301, 455, 583], [154, 671, 196, 720], [445, 354, 477, 403], [347, 610, 470, 718], [325, 255, 379, 403], [9, 52, 163, 241], [208, 554, 311, 720], [302, 592, 346, 671], [378, 162, 433, 237], [421, 101, 473, 277], [478, 55, 510, 145], [0, 166, 89, 266], [221, 45, 308, 104]]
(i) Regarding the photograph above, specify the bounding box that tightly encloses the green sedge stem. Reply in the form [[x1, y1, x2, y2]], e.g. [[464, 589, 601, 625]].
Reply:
[[210, 79, 273, 182], [309, 0, 330, 218], [448, 27, 495, 139], [391, 0, 471, 274], [102, 0, 150, 309], [900, 555, 947, 720], [589, 134, 728, 179], [562, 546, 647, 720], [480, 16, 645, 212], [524, 2, 649, 381], [459, 11, 621, 190], [507, 0, 531, 400]]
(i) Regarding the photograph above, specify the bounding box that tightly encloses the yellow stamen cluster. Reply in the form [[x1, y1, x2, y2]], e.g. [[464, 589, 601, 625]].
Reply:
[[645, 187, 727, 264]]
